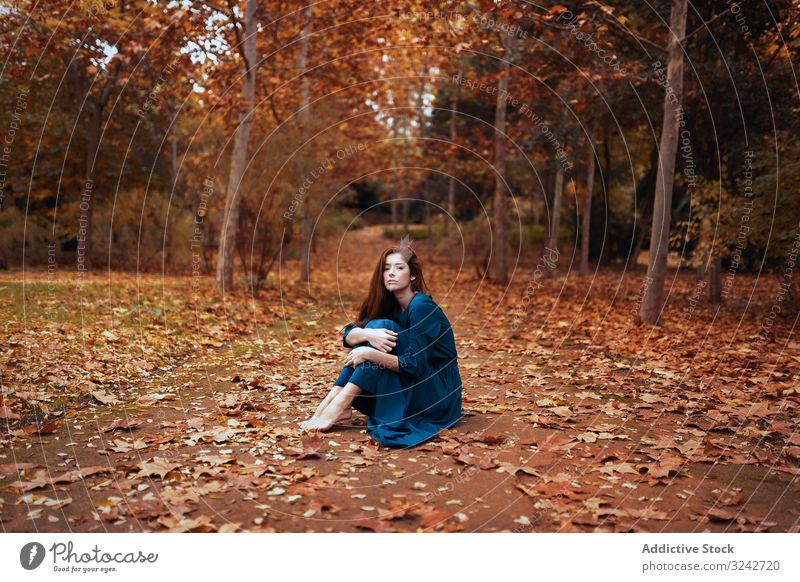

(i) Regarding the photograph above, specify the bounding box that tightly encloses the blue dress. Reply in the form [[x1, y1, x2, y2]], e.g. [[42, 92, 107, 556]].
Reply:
[[333, 292, 463, 448]]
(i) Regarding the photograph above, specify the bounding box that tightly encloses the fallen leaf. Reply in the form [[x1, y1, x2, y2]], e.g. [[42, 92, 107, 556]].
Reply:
[[90, 390, 120, 405], [291, 432, 326, 460], [101, 419, 141, 433], [355, 518, 399, 532], [497, 462, 541, 477], [594, 462, 639, 476], [135, 458, 180, 479], [22, 420, 60, 435], [0, 462, 39, 475], [20, 494, 72, 509], [0, 404, 20, 419]]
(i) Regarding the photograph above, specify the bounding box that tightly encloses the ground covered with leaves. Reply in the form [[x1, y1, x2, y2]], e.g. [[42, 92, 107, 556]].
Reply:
[[1, 227, 799, 532]]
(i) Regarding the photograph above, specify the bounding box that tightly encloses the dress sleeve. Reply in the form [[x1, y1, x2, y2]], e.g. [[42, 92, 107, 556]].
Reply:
[[397, 299, 441, 379], [342, 323, 358, 348]]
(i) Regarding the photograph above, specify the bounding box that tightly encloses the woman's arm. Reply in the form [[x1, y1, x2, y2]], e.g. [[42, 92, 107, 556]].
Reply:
[[367, 350, 400, 372], [369, 299, 441, 378], [344, 346, 399, 369], [351, 308, 439, 371], [344, 326, 367, 348], [345, 326, 398, 351]]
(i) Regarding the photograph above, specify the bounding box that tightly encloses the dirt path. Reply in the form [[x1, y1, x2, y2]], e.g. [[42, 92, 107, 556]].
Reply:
[[2, 226, 799, 532]]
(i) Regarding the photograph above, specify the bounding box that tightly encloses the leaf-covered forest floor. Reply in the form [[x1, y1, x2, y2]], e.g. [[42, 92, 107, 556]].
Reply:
[[1, 226, 799, 532]]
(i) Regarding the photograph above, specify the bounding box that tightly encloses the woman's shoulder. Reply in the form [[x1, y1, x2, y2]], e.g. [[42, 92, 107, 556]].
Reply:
[[412, 291, 434, 306], [407, 293, 454, 334], [409, 292, 442, 316]]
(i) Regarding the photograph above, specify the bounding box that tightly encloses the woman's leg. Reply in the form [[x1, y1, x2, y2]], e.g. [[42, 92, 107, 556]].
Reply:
[[298, 354, 358, 427], [302, 317, 402, 430], [303, 382, 363, 430], [298, 385, 350, 428]]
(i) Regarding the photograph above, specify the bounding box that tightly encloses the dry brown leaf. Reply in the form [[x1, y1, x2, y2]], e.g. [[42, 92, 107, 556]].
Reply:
[[22, 420, 59, 435], [0, 462, 39, 475], [291, 432, 326, 459], [135, 458, 180, 479], [90, 390, 120, 405], [101, 419, 141, 433]]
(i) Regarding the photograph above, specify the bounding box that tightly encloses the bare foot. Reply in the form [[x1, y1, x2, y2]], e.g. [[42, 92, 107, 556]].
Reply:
[[299, 416, 318, 430], [299, 386, 344, 428], [302, 408, 352, 431], [303, 400, 351, 431], [299, 405, 351, 430], [335, 408, 352, 425]]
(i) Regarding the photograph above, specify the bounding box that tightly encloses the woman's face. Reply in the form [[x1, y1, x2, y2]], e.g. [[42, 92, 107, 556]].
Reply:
[[384, 253, 414, 292]]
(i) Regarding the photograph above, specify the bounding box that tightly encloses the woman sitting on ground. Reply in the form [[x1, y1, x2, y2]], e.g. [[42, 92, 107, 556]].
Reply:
[[299, 239, 463, 448]]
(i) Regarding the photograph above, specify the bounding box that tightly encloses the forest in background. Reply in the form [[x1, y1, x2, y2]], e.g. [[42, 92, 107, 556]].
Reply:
[[1, 0, 799, 319]]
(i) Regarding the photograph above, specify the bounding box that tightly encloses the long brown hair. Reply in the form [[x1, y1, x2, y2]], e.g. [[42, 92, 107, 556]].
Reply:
[[342, 245, 430, 331]]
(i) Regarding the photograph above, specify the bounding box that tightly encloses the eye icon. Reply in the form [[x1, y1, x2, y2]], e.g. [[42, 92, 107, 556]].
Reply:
[[20, 542, 46, 570]]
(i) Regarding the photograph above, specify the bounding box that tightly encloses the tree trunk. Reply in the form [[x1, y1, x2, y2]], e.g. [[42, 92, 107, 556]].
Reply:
[[598, 135, 613, 266], [237, 209, 249, 279], [546, 107, 568, 263], [709, 253, 721, 302], [391, 185, 398, 236], [77, 103, 101, 273], [630, 147, 660, 268], [547, 164, 564, 256], [389, 123, 398, 237], [492, 44, 511, 285], [425, 194, 432, 246], [447, 92, 458, 235], [696, 202, 722, 304], [403, 170, 409, 235], [531, 186, 541, 226], [447, 90, 458, 268], [579, 137, 596, 276], [165, 103, 179, 268], [298, 4, 314, 284], [529, 186, 541, 268], [417, 57, 432, 246], [640, 0, 688, 324], [215, 0, 258, 293], [631, 198, 653, 269], [71, 54, 120, 274]]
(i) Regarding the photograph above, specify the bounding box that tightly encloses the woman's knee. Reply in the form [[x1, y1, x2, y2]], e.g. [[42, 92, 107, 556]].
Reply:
[[364, 318, 402, 331]]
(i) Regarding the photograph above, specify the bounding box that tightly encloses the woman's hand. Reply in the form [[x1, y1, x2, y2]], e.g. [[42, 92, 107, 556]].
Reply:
[[344, 346, 375, 367], [364, 328, 398, 353]]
